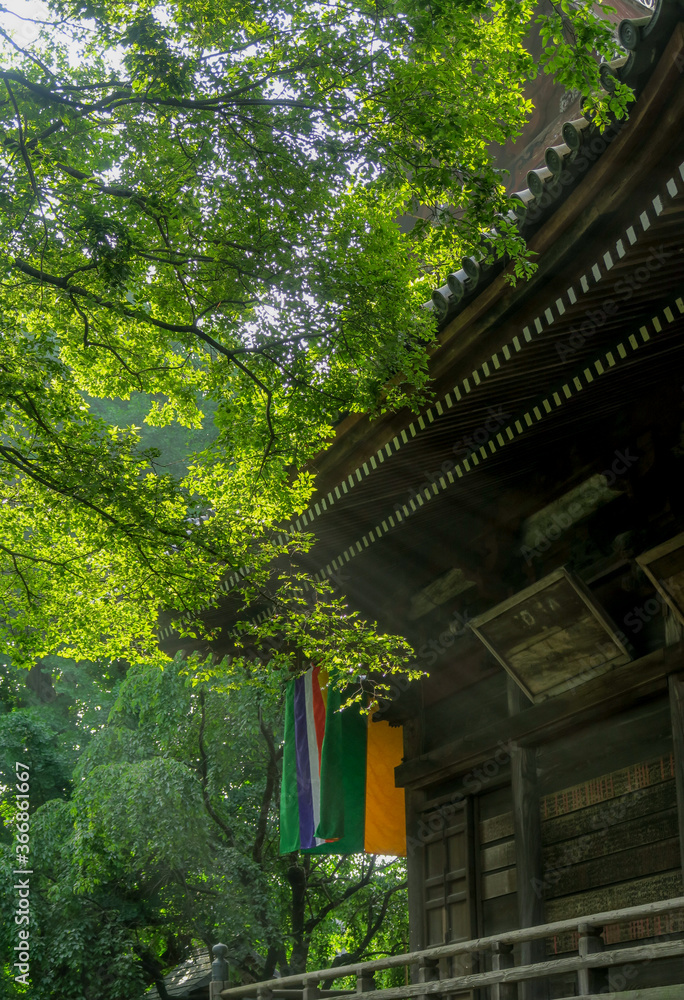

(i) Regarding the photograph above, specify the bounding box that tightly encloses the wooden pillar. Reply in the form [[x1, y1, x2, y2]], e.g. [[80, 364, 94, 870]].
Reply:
[[490, 942, 516, 1000], [509, 678, 548, 1000], [210, 943, 229, 1000], [417, 958, 439, 1000], [577, 922, 605, 996], [403, 717, 428, 957], [668, 672, 684, 880], [355, 971, 375, 994]]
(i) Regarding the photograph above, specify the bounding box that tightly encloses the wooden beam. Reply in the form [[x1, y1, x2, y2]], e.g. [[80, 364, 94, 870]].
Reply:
[[396, 644, 683, 789], [512, 744, 548, 1000], [546, 839, 681, 900], [404, 718, 429, 956], [545, 871, 683, 923], [508, 679, 548, 1000], [668, 672, 684, 885], [555, 991, 684, 1000]]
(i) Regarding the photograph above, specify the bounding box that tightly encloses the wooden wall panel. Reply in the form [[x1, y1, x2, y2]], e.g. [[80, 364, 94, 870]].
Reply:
[[544, 809, 679, 868], [482, 868, 517, 900], [479, 812, 515, 844], [541, 754, 675, 820], [537, 698, 674, 800], [540, 748, 681, 958], [550, 911, 684, 957], [477, 788, 518, 941], [542, 782, 677, 847], [478, 809, 517, 903], [545, 838, 681, 899], [481, 840, 517, 872], [545, 870, 683, 921]]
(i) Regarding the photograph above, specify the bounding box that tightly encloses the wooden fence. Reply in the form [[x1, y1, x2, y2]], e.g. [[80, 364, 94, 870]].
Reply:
[[210, 896, 684, 1000]]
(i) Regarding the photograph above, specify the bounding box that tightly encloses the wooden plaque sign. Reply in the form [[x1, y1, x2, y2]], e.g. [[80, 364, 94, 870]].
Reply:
[[636, 532, 684, 626], [469, 567, 631, 703]]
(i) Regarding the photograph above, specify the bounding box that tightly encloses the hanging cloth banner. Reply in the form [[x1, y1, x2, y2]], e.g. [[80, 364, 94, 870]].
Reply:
[[279, 666, 406, 856], [364, 712, 406, 856]]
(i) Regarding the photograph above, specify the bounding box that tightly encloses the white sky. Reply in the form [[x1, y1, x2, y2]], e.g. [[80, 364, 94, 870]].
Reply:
[[1, 0, 50, 46]]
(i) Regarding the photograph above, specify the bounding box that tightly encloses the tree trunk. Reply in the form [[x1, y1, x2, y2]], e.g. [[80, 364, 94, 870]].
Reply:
[[288, 856, 309, 973]]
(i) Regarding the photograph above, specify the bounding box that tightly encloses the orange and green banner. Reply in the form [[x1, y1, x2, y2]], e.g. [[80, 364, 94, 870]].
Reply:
[[279, 666, 406, 856]]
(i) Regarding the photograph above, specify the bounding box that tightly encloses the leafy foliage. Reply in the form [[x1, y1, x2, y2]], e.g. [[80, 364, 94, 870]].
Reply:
[[0, 0, 628, 668], [0, 5, 633, 994], [0, 655, 408, 999]]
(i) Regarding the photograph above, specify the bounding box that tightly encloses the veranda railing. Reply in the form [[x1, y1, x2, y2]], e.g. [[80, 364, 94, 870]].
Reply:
[[210, 895, 684, 1000]]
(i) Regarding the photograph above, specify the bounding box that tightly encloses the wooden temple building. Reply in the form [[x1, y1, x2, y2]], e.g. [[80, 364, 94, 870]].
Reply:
[[163, 0, 684, 995]]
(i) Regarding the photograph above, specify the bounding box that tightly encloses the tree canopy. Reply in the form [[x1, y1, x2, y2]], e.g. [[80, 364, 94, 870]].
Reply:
[[0, 3, 635, 995], [0, 654, 409, 999], [0, 0, 628, 669]]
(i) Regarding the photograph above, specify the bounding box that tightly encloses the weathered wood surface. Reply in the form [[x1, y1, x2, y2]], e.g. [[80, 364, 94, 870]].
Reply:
[[540, 755, 675, 821], [404, 720, 429, 955], [482, 868, 517, 900], [470, 569, 629, 703], [250, 992, 355, 998], [542, 783, 676, 846], [544, 839, 681, 899], [637, 532, 684, 626], [396, 645, 683, 789], [508, 674, 546, 1000], [547, 909, 684, 957], [490, 943, 516, 1000], [545, 872, 683, 922], [512, 747, 543, 930], [218, 898, 684, 998], [220, 983, 684, 1000], [536, 698, 674, 801], [221, 941, 684, 1000], [538, 751, 682, 920], [554, 990, 684, 1000], [543, 808, 678, 867], [577, 922, 604, 996], [223, 940, 684, 1000], [512, 741, 547, 1000], [481, 840, 517, 872], [668, 674, 684, 882], [479, 812, 515, 844]]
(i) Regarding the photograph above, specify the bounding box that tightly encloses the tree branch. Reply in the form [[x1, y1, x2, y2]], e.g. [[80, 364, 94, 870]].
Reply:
[[197, 690, 235, 846], [347, 880, 408, 963], [252, 709, 283, 864], [303, 856, 377, 935]]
